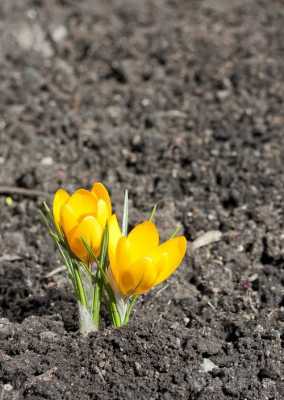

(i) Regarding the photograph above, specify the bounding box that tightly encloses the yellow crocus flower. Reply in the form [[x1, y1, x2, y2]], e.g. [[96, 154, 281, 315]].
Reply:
[[108, 214, 187, 296], [53, 182, 112, 262]]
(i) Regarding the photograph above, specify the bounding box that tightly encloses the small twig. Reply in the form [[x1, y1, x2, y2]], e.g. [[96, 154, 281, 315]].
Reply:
[[156, 299, 172, 324], [0, 186, 50, 198], [45, 266, 66, 278], [190, 230, 222, 253], [0, 254, 23, 262], [28, 367, 58, 384], [156, 110, 187, 118], [95, 366, 106, 384], [207, 301, 216, 311], [152, 283, 170, 299]]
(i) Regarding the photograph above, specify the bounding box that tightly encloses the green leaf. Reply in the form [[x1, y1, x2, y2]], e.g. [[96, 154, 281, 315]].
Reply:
[[123, 295, 138, 325], [81, 237, 99, 265], [104, 283, 122, 327], [73, 265, 87, 307], [170, 225, 182, 239], [149, 202, 159, 222], [99, 224, 109, 272], [79, 261, 94, 279]]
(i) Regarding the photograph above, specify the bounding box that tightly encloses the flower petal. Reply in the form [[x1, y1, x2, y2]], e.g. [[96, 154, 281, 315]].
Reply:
[[60, 189, 98, 235], [110, 235, 134, 294], [130, 257, 158, 295], [96, 198, 109, 229], [115, 257, 154, 296], [67, 216, 103, 261], [108, 214, 122, 266], [115, 236, 132, 269], [154, 236, 187, 286], [65, 189, 98, 220], [53, 189, 69, 231], [60, 203, 78, 235], [127, 221, 159, 264], [92, 182, 112, 216]]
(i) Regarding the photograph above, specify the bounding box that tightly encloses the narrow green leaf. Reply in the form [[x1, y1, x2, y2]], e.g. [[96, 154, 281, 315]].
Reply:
[[92, 224, 109, 326], [43, 200, 51, 214], [57, 244, 75, 280], [74, 266, 87, 307], [40, 202, 89, 306], [123, 295, 138, 325], [149, 202, 159, 222], [79, 261, 94, 279], [170, 225, 182, 239], [99, 224, 109, 271], [104, 284, 121, 327], [81, 237, 99, 265]]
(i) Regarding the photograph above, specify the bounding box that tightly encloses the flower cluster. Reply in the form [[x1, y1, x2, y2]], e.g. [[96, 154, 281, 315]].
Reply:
[[42, 182, 187, 334]]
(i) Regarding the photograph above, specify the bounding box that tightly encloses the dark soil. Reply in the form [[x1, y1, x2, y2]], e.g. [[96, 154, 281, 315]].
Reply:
[[0, 0, 284, 399]]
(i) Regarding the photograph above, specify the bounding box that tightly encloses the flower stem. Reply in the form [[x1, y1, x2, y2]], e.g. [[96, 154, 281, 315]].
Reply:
[[91, 224, 109, 328], [110, 300, 122, 327], [92, 271, 102, 328], [78, 302, 98, 335], [74, 266, 87, 307], [123, 295, 138, 325]]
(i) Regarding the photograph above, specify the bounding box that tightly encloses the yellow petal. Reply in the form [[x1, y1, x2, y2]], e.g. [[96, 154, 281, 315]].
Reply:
[[53, 189, 70, 231], [67, 216, 103, 261], [130, 257, 158, 295], [92, 182, 112, 216], [127, 221, 159, 264], [65, 189, 98, 220], [60, 203, 78, 235], [154, 236, 187, 286], [108, 214, 122, 267], [110, 235, 135, 294], [114, 257, 154, 296], [96, 199, 109, 229], [115, 236, 132, 269]]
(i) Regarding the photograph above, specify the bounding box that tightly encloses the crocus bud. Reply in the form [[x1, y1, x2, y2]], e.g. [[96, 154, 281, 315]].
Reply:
[[108, 214, 187, 296], [53, 182, 112, 262]]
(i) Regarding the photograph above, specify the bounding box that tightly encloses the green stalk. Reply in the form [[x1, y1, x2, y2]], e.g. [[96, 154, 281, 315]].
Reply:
[[123, 295, 138, 325], [170, 225, 182, 239], [92, 272, 102, 328], [91, 225, 109, 328], [74, 266, 87, 307], [104, 282, 122, 327], [149, 202, 159, 222], [57, 245, 78, 293], [110, 299, 122, 327]]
